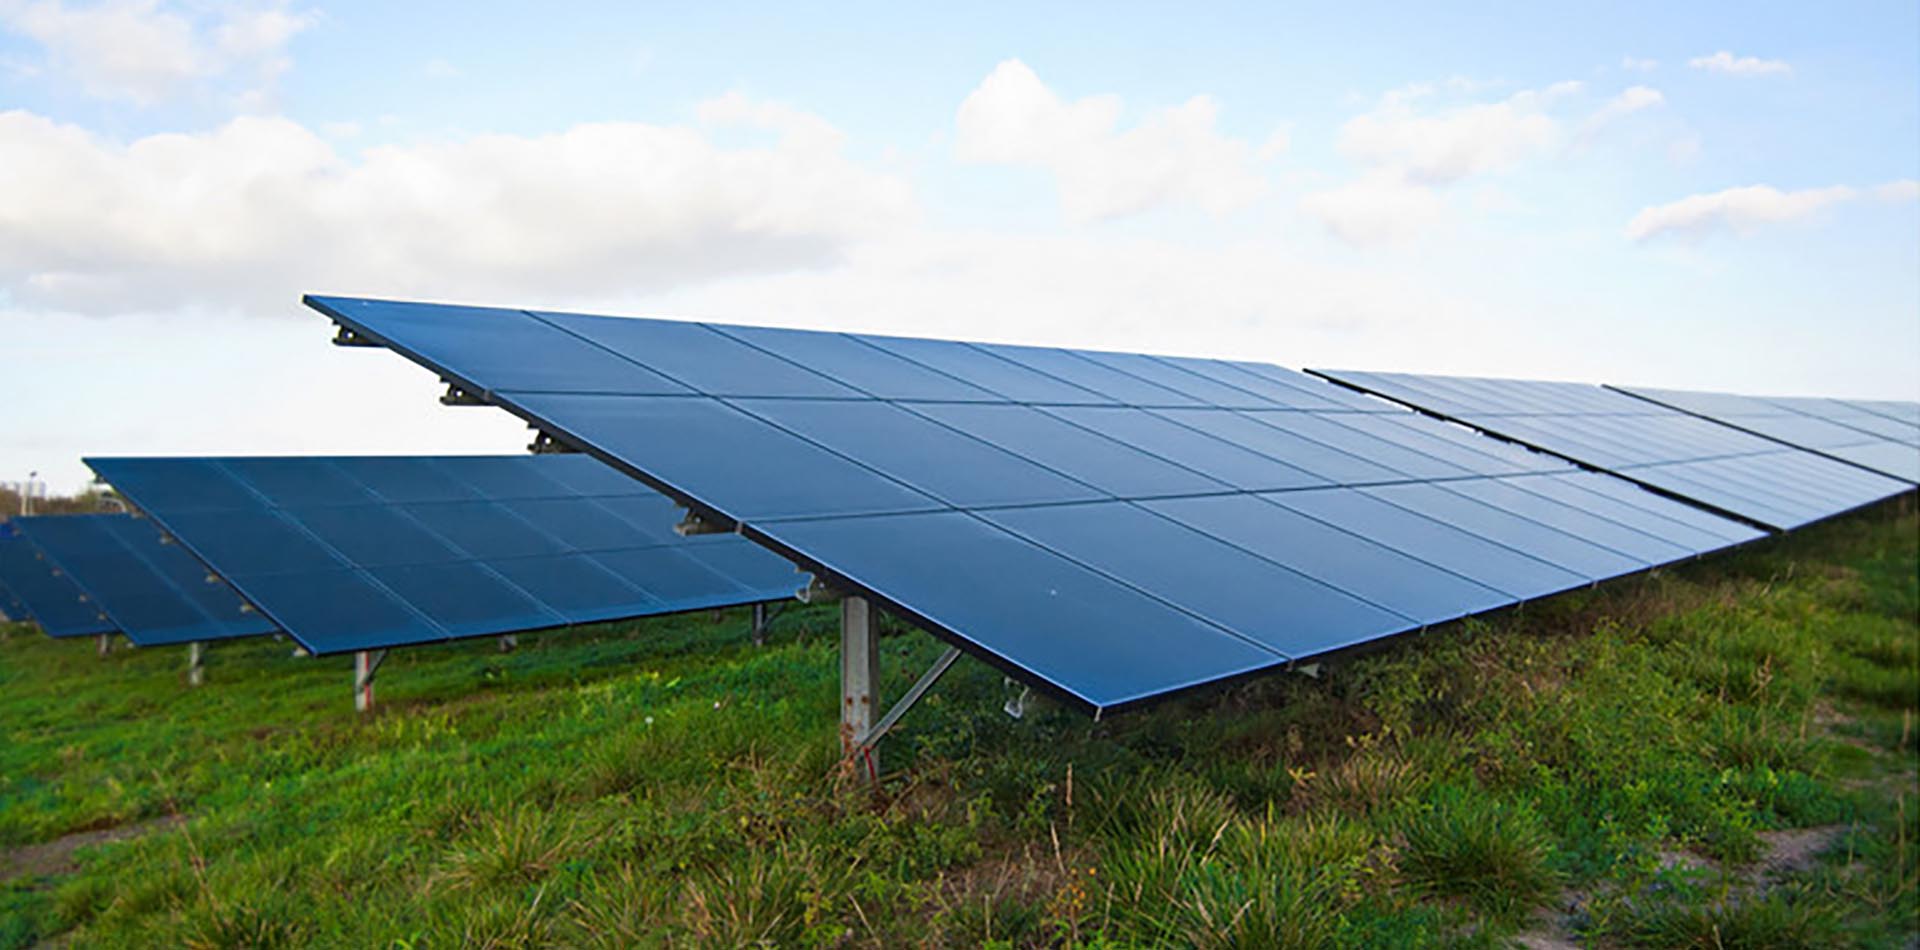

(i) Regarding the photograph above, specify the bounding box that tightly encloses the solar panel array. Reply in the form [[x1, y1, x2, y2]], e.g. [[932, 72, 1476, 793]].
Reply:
[[14, 514, 275, 646], [87, 455, 800, 655], [1612, 386, 1920, 483], [0, 575, 26, 624], [310, 296, 1771, 713], [0, 523, 115, 638], [1314, 371, 1912, 532]]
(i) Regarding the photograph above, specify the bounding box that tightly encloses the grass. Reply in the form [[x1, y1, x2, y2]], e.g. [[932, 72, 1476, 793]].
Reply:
[[0, 498, 1915, 947]]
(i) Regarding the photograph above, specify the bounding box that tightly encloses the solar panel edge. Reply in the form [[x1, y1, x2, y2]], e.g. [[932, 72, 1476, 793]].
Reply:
[[1608, 384, 1920, 485]]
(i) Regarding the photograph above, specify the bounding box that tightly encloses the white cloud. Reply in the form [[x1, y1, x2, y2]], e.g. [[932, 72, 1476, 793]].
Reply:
[[954, 59, 1277, 221], [1297, 172, 1446, 245], [1873, 179, 1920, 202], [1621, 56, 1658, 72], [1688, 51, 1790, 76], [1587, 85, 1663, 127], [1305, 80, 1592, 243], [1626, 183, 1869, 241], [0, 100, 914, 315], [0, 0, 316, 105]]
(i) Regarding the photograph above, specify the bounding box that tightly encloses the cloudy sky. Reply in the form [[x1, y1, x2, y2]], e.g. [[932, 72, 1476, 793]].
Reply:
[[2, 1, 1916, 491]]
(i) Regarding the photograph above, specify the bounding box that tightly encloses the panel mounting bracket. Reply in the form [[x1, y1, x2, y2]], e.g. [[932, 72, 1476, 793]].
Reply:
[[527, 431, 578, 455], [331, 325, 381, 348], [439, 382, 486, 406], [798, 575, 843, 604], [674, 508, 732, 537]]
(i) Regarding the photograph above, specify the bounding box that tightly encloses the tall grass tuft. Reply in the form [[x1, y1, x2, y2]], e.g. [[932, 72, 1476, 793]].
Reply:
[[437, 807, 589, 892], [1398, 784, 1558, 923]]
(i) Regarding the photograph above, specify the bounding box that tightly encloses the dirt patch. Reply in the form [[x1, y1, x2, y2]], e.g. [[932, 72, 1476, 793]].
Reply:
[[0, 815, 185, 881], [1755, 824, 1846, 881]]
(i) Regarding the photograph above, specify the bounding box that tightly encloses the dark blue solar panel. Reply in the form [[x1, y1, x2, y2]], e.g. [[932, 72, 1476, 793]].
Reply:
[[86, 455, 797, 655], [754, 510, 1286, 710], [14, 514, 274, 646], [1319, 370, 1913, 530], [309, 295, 1775, 712], [1042, 407, 1331, 491], [0, 525, 114, 637], [980, 501, 1411, 656]]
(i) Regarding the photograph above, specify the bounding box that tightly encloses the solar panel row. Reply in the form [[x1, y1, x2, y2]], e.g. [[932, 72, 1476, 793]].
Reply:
[[14, 514, 275, 647], [0, 523, 115, 638], [1613, 385, 1920, 483], [1314, 370, 1912, 531], [309, 296, 1777, 713], [86, 455, 801, 656]]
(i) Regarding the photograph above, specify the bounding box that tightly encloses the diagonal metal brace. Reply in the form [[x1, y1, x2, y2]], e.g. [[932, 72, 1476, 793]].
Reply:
[[851, 646, 962, 750]]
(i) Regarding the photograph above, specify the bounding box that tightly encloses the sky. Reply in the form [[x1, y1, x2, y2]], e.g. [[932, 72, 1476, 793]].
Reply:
[[1, 1, 1916, 492]]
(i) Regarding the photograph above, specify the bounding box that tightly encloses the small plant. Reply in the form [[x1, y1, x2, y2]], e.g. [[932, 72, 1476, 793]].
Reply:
[[1398, 785, 1559, 924]]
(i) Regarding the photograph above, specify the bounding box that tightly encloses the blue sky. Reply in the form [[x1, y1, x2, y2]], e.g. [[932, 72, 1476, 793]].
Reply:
[[1, 0, 1916, 491]]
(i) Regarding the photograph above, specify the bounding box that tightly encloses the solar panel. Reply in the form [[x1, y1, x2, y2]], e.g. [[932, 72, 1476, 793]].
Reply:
[[1315, 371, 1913, 532], [0, 523, 116, 637], [13, 514, 275, 646], [84, 455, 800, 655], [1612, 386, 1920, 483], [308, 296, 1768, 713]]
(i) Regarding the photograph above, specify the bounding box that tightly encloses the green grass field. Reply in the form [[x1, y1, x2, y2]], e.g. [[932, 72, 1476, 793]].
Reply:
[[2, 501, 1915, 948]]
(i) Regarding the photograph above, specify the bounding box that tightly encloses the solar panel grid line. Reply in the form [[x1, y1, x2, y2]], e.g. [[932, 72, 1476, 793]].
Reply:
[[1842, 399, 1920, 428], [1609, 385, 1920, 483], [190, 460, 526, 642], [1314, 369, 1913, 532], [14, 514, 275, 646], [291, 460, 767, 620]]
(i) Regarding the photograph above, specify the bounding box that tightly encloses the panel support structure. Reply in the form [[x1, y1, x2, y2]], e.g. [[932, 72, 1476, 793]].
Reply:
[[96, 632, 111, 658], [498, 634, 518, 652], [839, 596, 879, 770], [354, 649, 388, 713], [855, 646, 961, 753], [187, 641, 205, 687]]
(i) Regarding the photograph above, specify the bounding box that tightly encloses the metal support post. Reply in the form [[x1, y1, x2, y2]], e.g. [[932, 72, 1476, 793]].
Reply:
[[96, 632, 111, 658], [187, 641, 205, 686], [498, 634, 518, 652], [839, 596, 879, 771], [354, 649, 388, 713], [752, 602, 768, 646]]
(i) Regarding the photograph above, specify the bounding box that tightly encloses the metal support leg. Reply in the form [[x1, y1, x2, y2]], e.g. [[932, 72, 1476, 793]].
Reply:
[[498, 634, 518, 652], [354, 649, 387, 713], [752, 603, 768, 646], [96, 633, 111, 658], [840, 597, 879, 771], [187, 641, 205, 687]]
